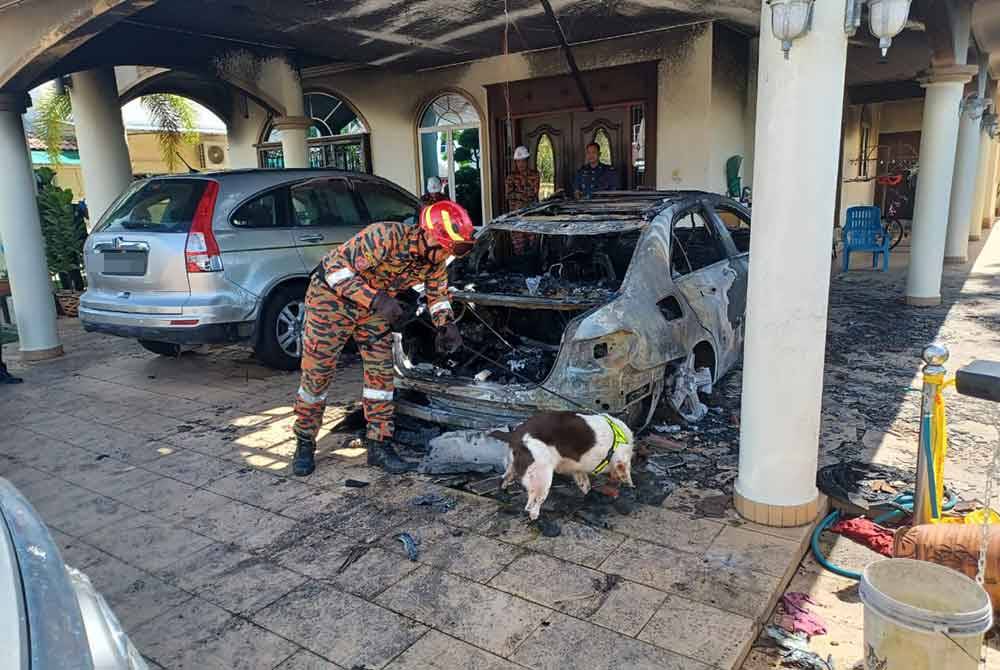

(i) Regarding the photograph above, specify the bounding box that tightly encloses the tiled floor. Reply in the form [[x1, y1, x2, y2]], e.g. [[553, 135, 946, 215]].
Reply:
[[0, 323, 814, 669]]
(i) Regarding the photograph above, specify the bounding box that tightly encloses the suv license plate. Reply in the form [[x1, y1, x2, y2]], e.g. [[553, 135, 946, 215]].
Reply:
[[102, 251, 148, 276]]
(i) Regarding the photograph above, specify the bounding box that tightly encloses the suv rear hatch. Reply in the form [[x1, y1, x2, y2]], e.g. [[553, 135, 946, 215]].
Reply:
[[83, 178, 216, 315]]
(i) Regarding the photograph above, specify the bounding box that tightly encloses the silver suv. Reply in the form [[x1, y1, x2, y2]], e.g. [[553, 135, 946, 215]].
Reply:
[[81, 169, 420, 369]]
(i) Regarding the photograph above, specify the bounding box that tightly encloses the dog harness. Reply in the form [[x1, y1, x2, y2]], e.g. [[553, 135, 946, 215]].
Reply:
[[592, 416, 629, 475]]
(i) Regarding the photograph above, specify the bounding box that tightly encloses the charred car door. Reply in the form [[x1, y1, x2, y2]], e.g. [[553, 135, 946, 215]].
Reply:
[[705, 199, 750, 348], [669, 203, 744, 377]]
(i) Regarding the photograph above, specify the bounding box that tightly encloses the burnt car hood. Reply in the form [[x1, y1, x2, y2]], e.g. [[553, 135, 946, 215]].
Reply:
[[486, 218, 647, 235]]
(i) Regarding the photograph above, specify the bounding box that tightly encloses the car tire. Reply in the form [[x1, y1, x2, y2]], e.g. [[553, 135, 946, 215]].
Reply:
[[137, 339, 181, 357], [257, 284, 307, 371]]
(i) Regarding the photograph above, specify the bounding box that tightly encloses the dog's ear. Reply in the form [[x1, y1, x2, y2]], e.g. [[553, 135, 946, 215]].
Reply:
[[488, 430, 510, 444]]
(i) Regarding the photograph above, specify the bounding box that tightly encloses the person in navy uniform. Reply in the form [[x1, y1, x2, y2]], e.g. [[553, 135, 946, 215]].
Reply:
[[573, 142, 620, 199]]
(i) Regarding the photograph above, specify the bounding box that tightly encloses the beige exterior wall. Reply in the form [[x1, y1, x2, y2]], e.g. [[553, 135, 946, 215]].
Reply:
[[51, 165, 85, 199], [879, 98, 923, 134], [709, 25, 750, 196], [127, 131, 229, 175], [32, 131, 230, 201], [838, 103, 881, 225], [298, 23, 745, 220]]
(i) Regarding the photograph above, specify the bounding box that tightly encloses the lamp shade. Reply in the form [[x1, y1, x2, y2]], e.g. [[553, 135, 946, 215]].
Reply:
[[868, 0, 912, 56], [768, 0, 814, 59]]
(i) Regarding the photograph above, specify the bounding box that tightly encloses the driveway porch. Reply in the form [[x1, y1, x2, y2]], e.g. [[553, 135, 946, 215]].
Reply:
[[2, 227, 999, 670]]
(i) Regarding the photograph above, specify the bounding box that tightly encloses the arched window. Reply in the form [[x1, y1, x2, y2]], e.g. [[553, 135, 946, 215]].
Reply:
[[417, 93, 483, 226], [258, 91, 370, 172], [593, 127, 612, 165], [536, 133, 556, 200]]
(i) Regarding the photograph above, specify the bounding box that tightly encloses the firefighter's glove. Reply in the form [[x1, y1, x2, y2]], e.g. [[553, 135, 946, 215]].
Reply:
[[372, 291, 405, 325], [435, 323, 463, 355]]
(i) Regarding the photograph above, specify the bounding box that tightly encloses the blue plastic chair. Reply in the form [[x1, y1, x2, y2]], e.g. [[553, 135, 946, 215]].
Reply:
[[842, 206, 890, 272]]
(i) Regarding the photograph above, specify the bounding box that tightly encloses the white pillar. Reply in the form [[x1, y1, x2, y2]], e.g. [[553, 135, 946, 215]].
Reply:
[[260, 57, 308, 168], [985, 138, 1000, 228], [944, 97, 986, 263], [734, 0, 847, 527], [0, 94, 62, 360], [905, 66, 977, 306], [226, 90, 261, 169], [68, 68, 132, 226], [969, 125, 992, 240], [273, 117, 310, 168]]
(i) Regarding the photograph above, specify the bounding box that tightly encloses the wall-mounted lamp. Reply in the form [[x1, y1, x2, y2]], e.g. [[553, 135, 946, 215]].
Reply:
[[983, 111, 999, 140], [768, 0, 814, 59], [845, 0, 912, 57], [868, 0, 913, 56]]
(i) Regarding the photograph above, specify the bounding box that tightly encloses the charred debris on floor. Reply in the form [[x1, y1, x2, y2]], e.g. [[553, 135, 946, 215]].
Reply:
[[391, 366, 744, 525]]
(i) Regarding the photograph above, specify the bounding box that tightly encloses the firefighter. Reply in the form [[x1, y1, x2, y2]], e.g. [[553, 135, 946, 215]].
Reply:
[[504, 145, 540, 254], [421, 176, 448, 205], [291, 200, 476, 476]]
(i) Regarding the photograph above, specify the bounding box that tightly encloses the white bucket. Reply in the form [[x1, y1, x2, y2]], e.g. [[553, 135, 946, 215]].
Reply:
[[860, 558, 993, 670]]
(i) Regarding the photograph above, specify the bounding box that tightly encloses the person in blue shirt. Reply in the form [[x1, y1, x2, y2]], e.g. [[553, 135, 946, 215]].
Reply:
[[573, 142, 620, 199]]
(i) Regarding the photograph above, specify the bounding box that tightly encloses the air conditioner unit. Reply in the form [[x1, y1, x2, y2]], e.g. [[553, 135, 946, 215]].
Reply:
[[199, 142, 228, 168]]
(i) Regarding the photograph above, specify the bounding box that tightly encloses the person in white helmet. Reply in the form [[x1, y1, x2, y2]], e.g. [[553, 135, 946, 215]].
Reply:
[[504, 145, 540, 253], [421, 176, 448, 206]]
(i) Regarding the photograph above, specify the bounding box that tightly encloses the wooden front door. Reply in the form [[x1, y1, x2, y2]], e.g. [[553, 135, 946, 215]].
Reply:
[[512, 108, 631, 209], [487, 62, 658, 216]]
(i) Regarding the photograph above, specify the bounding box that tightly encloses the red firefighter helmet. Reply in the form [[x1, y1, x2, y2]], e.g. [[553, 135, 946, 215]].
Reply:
[[420, 200, 475, 251]]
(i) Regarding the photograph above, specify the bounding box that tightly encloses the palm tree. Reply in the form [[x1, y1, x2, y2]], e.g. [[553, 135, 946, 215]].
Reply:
[[34, 87, 198, 171]]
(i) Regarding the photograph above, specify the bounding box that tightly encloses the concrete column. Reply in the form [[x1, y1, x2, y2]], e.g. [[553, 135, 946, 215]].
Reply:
[[226, 90, 262, 169], [734, 0, 847, 527], [68, 68, 132, 226], [905, 66, 977, 306], [272, 116, 310, 168], [0, 93, 62, 360], [985, 138, 1000, 228], [969, 124, 992, 240], [260, 57, 308, 168], [944, 96, 986, 263]]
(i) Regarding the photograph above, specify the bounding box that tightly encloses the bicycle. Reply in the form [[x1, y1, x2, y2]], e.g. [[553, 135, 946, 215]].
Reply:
[[878, 173, 910, 250]]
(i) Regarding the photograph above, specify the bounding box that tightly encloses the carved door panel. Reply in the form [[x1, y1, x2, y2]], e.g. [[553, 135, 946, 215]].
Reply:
[[573, 110, 630, 190], [519, 114, 572, 203]]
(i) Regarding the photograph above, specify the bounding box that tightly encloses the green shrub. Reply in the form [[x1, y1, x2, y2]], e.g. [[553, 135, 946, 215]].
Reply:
[[35, 168, 85, 277]]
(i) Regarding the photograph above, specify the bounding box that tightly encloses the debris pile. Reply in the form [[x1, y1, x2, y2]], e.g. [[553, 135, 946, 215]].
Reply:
[[461, 272, 617, 303]]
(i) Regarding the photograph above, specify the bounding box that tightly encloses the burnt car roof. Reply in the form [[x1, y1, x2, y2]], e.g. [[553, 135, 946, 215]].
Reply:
[[489, 190, 714, 234]]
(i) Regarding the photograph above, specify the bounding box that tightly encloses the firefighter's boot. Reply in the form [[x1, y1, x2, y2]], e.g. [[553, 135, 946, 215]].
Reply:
[[292, 434, 316, 477], [365, 438, 415, 474]]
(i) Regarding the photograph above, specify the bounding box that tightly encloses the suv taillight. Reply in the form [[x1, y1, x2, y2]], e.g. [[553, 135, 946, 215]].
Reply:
[[185, 180, 222, 273]]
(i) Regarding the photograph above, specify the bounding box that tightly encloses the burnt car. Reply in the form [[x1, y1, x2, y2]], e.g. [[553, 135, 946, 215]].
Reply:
[[392, 191, 751, 431]]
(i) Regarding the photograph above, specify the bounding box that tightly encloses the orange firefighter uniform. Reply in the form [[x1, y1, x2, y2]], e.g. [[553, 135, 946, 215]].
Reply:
[[293, 221, 457, 444]]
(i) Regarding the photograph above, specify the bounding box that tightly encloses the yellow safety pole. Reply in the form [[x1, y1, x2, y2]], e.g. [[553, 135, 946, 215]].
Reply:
[[915, 343, 949, 525]]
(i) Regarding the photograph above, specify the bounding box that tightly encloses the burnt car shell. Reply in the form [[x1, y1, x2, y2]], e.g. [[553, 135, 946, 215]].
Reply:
[[392, 191, 750, 430]]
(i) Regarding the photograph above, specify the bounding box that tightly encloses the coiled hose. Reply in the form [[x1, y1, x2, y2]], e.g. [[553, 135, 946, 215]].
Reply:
[[811, 491, 958, 580]]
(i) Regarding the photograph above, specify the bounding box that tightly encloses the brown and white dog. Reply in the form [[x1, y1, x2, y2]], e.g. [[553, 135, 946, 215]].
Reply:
[[491, 411, 635, 520]]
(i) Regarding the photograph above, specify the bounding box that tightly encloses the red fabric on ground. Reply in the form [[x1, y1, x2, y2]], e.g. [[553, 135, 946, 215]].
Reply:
[[829, 516, 894, 557], [778, 592, 827, 636]]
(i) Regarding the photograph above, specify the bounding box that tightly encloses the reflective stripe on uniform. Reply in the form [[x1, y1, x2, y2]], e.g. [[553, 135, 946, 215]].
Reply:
[[298, 386, 327, 404], [363, 387, 394, 401], [325, 267, 355, 287], [429, 299, 452, 315]]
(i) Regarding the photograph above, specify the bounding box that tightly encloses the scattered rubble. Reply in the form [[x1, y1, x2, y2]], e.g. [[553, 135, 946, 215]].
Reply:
[[395, 532, 420, 561], [418, 430, 510, 475], [409, 493, 457, 513]]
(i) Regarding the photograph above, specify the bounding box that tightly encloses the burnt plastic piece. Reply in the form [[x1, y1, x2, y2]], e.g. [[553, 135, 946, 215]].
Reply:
[[955, 360, 1000, 402]]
